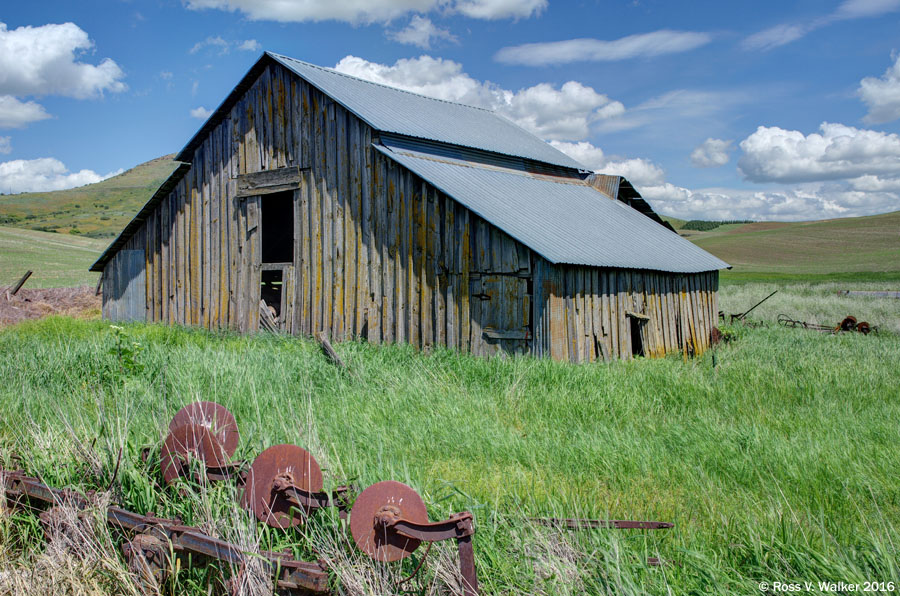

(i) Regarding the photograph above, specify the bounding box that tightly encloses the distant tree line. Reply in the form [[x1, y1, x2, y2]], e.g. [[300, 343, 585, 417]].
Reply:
[[681, 219, 754, 231]]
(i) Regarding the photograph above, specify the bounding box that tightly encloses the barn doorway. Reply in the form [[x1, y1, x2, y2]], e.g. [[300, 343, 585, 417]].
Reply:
[[258, 191, 295, 332], [629, 315, 646, 357]]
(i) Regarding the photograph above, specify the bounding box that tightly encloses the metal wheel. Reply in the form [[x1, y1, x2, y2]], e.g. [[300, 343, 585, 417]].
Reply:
[[241, 444, 323, 529], [169, 402, 239, 458], [160, 423, 230, 485], [350, 481, 429, 562]]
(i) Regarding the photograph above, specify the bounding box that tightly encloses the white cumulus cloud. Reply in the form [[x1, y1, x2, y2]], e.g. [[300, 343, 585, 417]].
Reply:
[[0, 95, 51, 128], [642, 182, 899, 221], [333, 55, 623, 140], [858, 53, 900, 124], [388, 16, 457, 49], [549, 139, 899, 222], [190, 106, 213, 119], [691, 138, 732, 168], [0, 136, 10, 154], [453, 0, 546, 20], [0, 22, 126, 98], [495, 30, 713, 66], [0, 157, 119, 193], [738, 122, 900, 184], [549, 141, 665, 186], [185, 0, 544, 24]]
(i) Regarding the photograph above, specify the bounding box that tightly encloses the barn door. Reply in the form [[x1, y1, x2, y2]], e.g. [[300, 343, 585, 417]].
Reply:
[[470, 275, 531, 356], [102, 249, 146, 322]]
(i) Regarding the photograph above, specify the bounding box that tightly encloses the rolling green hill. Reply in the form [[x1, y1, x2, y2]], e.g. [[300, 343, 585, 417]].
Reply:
[[0, 154, 177, 238], [663, 211, 900, 281]]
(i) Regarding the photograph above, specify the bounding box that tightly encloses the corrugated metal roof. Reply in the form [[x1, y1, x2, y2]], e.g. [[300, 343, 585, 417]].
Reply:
[[268, 53, 586, 171], [90, 163, 191, 272], [376, 140, 729, 273]]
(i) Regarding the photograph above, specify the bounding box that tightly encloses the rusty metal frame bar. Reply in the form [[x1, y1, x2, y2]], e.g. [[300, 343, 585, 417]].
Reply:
[[1, 468, 330, 594], [528, 517, 674, 530], [377, 510, 479, 596]]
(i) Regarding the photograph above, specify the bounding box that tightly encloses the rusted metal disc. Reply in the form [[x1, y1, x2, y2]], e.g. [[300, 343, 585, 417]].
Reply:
[[839, 316, 857, 331], [169, 401, 239, 458], [160, 423, 230, 485], [350, 481, 429, 562], [241, 444, 323, 529], [857, 321, 871, 335]]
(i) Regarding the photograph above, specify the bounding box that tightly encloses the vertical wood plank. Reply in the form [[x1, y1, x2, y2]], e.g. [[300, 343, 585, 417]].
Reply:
[[444, 196, 456, 349], [382, 158, 395, 343], [331, 104, 345, 340], [459, 208, 471, 352]]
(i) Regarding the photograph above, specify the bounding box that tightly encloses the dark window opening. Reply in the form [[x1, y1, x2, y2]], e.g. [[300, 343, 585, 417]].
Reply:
[[630, 317, 645, 358], [261, 270, 283, 320], [261, 192, 294, 263]]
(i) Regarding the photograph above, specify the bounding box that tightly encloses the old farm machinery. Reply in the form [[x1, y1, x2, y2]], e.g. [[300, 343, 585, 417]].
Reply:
[[1, 402, 674, 595], [777, 314, 876, 335]]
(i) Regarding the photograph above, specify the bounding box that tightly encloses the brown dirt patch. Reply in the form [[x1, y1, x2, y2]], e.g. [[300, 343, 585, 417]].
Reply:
[[0, 286, 100, 327]]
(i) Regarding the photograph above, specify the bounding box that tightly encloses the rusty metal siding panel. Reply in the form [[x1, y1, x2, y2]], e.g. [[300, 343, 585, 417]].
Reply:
[[585, 174, 620, 200], [375, 141, 729, 274]]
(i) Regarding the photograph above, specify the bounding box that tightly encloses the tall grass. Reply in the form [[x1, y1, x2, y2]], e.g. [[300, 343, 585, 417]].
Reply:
[[1, 316, 899, 594]]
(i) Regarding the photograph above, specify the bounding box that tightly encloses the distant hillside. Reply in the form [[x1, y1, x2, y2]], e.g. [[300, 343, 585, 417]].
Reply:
[[0, 226, 107, 288], [0, 155, 178, 238], [675, 211, 900, 275]]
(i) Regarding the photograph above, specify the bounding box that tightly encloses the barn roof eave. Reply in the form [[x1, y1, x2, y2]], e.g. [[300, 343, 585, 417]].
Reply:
[[373, 140, 731, 274]]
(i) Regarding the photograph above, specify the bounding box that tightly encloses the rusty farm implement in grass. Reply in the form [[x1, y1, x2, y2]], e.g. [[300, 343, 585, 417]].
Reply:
[[777, 314, 876, 335], [2, 401, 676, 595]]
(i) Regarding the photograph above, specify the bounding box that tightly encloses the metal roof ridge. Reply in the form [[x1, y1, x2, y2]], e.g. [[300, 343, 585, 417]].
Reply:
[[267, 52, 497, 115]]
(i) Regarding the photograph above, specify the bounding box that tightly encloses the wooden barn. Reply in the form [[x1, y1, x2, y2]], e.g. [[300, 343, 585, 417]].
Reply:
[[91, 52, 729, 363]]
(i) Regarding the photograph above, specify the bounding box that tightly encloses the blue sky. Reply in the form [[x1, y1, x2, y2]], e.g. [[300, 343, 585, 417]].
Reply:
[[1, 0, 900, 221]]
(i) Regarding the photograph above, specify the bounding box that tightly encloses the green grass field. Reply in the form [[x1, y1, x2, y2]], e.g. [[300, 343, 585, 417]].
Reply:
[[0, 155, 177, 238], [1, 295, 898, 594], [0, 226, 106, 288], [671, 211, 900, 276]]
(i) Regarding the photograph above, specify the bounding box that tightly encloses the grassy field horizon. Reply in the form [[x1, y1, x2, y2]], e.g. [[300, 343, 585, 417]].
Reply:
[[0, 225, 106, 288]]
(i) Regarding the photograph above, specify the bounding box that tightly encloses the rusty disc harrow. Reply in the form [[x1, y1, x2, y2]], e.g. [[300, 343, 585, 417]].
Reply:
[[169, 401, 240, 458], [241, 444, 324, 529], [160, 423, 231, 485], [350, 480, 429, 562], [839, 316, 858, 331]]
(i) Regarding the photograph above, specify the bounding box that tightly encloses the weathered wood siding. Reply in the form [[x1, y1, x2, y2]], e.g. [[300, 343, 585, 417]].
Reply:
[[104, 60, 720, 362], [533, 258, 718, 362], [110, 62, 534, 354]]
